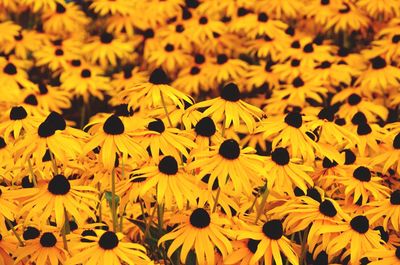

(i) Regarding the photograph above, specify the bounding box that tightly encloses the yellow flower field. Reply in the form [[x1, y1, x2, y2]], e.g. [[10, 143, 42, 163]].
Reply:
[[0, 0, 399, 264]]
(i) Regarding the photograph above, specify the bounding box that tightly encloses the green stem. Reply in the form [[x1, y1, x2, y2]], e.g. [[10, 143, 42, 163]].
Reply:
[[300, 226, 310, 264], [160, 91, 173, 127], [254, 180, 269, 224], [27, 159, 37, 186], [247, 192, 259, 214], [119, 204, 127, 232], [6, 219, 24, 246], [212, 188, 221, 213], [49, 150, 58, 175], [61, 208, 69, 252], [111, 168, 118, 232], [80, 102, 86, 129], [144, 203, 158, 240], [97, 183, 103, 223]]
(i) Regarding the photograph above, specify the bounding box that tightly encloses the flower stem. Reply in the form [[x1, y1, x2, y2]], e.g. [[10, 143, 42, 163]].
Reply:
[[49, 150, 58, 175], [61, 208, 70, 252], [144, 202, 157, 239], [97, 183, 103, 223], [111, 167, 118, 232], [212, 188, 221, 213], [27, 159, 37, 186], [80, 101, 86, 129], [300, 226, 310, 264], [254, 180, 269, 224], [160, 91, 173, 127], [6, 219, 24, 246]]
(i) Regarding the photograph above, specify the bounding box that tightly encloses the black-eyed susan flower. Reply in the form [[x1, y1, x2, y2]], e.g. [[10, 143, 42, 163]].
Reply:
[[32, 83, 72, 113], [189, 83, 264, 132], [371, 132, 400, 174], [19, 173, 98, 227], [0, 106, 39, 141], [0, 20, 21, 44], [187, 138, 265, 193], [34, 39, 81, 72], [15, 228, 69, 265], [132, 155, 198, 209], [90, 0, 135, 16], [118, 67, 193, 110], [1, 29, 43, 59], [159, 207, 233, 265], [366, 189, 400, 231], [0, 59, 35, 102], [235, 218, 299, 265], [42, 2, 89, 35], [270, 191, 349, 251], [356, 0, 400, 20], [325, 1, 370, 34], [146, 43, 191, 74], [264, 147, 314, 194], [83, 32, 132, 67], [61, 66, 111, 103], [332, 88, 388, 123], [16, 112, 86, 166], [357, 56, 400, 93], [132, 118, 196, 162], [332, 166, 390, 205], [83, 114, 148, 169], [67, 229, 152, 265], [320, 215, 384, 264], [207, 54, 248, 84]]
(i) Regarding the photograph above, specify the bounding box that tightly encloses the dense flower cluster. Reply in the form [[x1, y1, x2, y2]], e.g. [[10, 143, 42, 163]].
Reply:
[[0, 0, 400, 264]]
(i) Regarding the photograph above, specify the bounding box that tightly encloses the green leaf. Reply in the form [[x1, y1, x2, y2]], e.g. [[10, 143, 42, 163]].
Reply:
[[104, 191, 120, 206]]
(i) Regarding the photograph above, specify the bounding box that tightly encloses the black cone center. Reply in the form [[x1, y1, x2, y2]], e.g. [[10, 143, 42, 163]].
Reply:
[[350, 215, 369, 234], [370, 56, 386, 69], [48, 174, 71, 195], [218, 139, 240, 160], [3, 63, 17, 75], [262, 220, 283, 240], [390, 190, 400, 205], [348, 94, 361, 105], [319, 200, 337, 217], [40, 232, 57, 247], [158, 156, 178, 175], [99, 231, 119, 250], [10, 106, 27, 120], [353, 166, 371, 182], [149, 68, 169, 84], [100, 32, 113, 44], [103, 115, 125, 135], [221, 83, 240, 102], [148, 119, 165, 133], [285, 112, 302, 128], [23, 226, 40, 240], [271, 147, 290, 165], [195, 117, 216, 137], [190, 208, 210, 228], [247, 239, 260, 253]]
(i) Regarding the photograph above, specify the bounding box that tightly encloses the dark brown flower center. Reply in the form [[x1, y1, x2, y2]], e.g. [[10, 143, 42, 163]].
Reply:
[[262, 220, 283, 240], [190, 208, 210, 228], [103, 115, 124, 135], [350, 215, 369, 234], [158, 156, 178, 175], [99, 231, 119, 250], [40, 232, 57, 247], [219, 139, 240, 160], [48, 174, 71, 195]]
